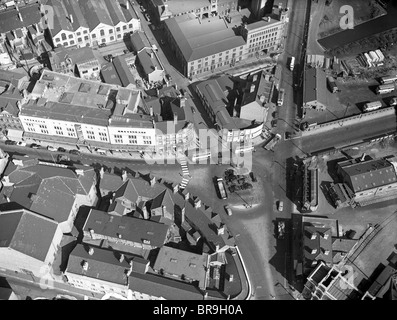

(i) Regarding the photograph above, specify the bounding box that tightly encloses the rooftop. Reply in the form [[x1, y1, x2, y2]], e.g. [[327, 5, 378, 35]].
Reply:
[[0, 1, 42, 34], [165, 13, 246, 62], [303, 67, 328, 105], [0, 209, 58, 262], [83, 209, 170, 248]]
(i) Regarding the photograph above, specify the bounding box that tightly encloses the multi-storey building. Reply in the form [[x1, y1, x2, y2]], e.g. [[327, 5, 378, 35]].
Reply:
[[49, 46, 101, 80], [335, 155, 397, 207], [49, 0, 140, 49], [150, 0, 238, 22], [0, 208, 63, 277], [164, 5, 288, 78], [1, 156, 98, 233]]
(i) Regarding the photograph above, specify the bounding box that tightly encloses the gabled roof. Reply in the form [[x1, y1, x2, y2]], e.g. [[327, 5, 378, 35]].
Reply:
[[137, 49, 163, 76], [83, 209, 170, 248], [47, 0, 74, 36], [0, 209, 58, 262], [2, 160, 95, 224], [0, 2, 42, 34], [130, 31, 151, 53], [303, 226, 333, 267], [150, 189, 174, 211], [338, 158, 397, 192], [303, 67, 328, 105], [128, 271, 203, 300], [79, 0, 113, 30], [66, 244, 131, 285], [103, 0, 126, 25], [63, 0, 89, 30]]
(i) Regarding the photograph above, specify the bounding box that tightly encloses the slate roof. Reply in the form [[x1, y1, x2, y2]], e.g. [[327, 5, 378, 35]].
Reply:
[[137, 49, 163, 76], [153, 246, 208, 288], [2, 160, 95, 224], [0, 1, 42, 34], [79, 0, 113, 30], [150, 189, 175, 211], [83, 209, 170, 248], [0, 209, 58, 262], [112, 55, 136, 87], [66, 244, 131, 285], [130, 31, 151, 53], [303, 68, 328, 105], [338, 158, 397, 192], [101, 62, 123, 86], [128, 271, 204, 300], [303, 226, 333, 267]]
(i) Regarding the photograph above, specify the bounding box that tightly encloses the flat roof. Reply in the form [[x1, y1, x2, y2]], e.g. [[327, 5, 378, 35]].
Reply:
[[303, 68, 328, 105]]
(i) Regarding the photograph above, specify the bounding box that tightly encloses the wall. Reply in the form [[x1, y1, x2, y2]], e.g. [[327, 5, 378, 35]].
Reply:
[[302, 106, 396, 136]]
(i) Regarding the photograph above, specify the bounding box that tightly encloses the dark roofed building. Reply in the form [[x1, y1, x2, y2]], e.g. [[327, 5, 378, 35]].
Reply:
[[82, 209, 171, 251], [0, 209, 63, 276], [0, 158, 98, 233], [128, 271, 204, 300], [336, 156, 397, 207], [303, 68, 328, 111]]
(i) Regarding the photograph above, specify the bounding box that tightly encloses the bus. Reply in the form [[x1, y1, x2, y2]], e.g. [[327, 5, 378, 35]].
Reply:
[[376, 83, 395, 95], [289, 56, 295, 71], [277, 88, 285, 106], [217, 177, 228, 199], [380, 75, 397, 84], [363, 101, 382, 112]]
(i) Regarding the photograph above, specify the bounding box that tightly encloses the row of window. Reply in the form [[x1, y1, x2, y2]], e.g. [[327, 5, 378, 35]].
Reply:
[[249, 27, 279, 39]]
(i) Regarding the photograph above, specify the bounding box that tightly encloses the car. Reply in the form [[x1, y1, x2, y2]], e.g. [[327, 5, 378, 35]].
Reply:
[[69, 149, 80, 155], [271, 119, 278, 128], [191, 107, 196, 114], [140, 5, 144, 11], [224, 205, 233, 216], [98, 43, 107, 48], [17, 141, 27, 147], [278, 221, 285, 239], [47, 146, 57, 152], [278, 200, 284, 212], [249, 172, 257, 182], [30, 143, 40, 149], [5, 140, 16, 145], [58, 147, 66, 152], [390, 97, 397, 106]]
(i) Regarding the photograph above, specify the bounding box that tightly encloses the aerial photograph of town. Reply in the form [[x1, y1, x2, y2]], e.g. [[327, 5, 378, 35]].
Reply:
[[0, 0, 396, 306]]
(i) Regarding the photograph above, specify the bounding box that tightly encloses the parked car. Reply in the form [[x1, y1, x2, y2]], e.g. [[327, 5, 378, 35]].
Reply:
[[278, 200, 284, 212], [17, 141, 27, 147], [47, 146, 57, 152], [139, 5, 144, 11], [98, 43, 107, 48], [224, 205, 233, 216], [30, 143, 40, 149], [69, 149, 80, 155], [5, 140, 16, 145], [57, 147, 67, 152], [249, 172, 257, 182]]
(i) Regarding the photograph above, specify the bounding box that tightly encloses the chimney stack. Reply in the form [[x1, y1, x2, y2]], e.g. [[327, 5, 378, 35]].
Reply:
[[184, 192, 190, 201], [173, 183, 179, 193], [89, 229, 95, 239], [18, 13, 23, 22], [122, 170, 128, 182], [162, 205, 167, 216], [181, 206, 185, 224], [180, 98, 185, 108], [70, 15, 74, 24], [150, 106, 153, 116], [119, 253, 125, 263], [142, 206, 149, 219], [150, 176, 156, 186], [194, 198, 201, 209], [88, 247, 94, 255], [100, 167, 105, 179], [173, 113, 178, 125], [82, 261, 89, 271], [360, 153, 366, 162], [126, 1, 130, 10]]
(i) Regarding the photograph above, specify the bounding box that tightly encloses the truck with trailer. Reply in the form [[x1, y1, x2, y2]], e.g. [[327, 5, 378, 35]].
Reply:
[[327, 76, 339, 93], [376, 83, 395, 95], [217, 177, 228, 200], [363, 101, 382, 112]]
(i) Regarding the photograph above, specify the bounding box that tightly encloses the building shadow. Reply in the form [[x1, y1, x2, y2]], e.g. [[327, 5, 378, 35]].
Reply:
[[319, 181, 337, 208], [326, 157, 346, 182]]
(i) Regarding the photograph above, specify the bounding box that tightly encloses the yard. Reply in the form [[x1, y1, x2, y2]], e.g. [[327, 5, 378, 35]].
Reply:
[[318, 0, 386, 39]]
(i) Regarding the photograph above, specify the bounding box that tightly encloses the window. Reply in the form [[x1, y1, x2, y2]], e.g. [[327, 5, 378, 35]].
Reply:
[[116, 27, 121, 32], [77, 32, 81, 36], [109, 29, 113, 34], [123, 25, 127, 30], [92, 34, 96, 39], [61, 33, 67, 40], [55, 38, 60, 43], [110, 36, 114, 41], [100, 30, 105, 36], [117, 34, 122, 38], [129, 23, 133, 28], [84, 36, 89, 40], [70, 40, 75, 45], [78, 38, 82, 42], [84, 30, 88, 34], [68, 34, 73, 39]]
